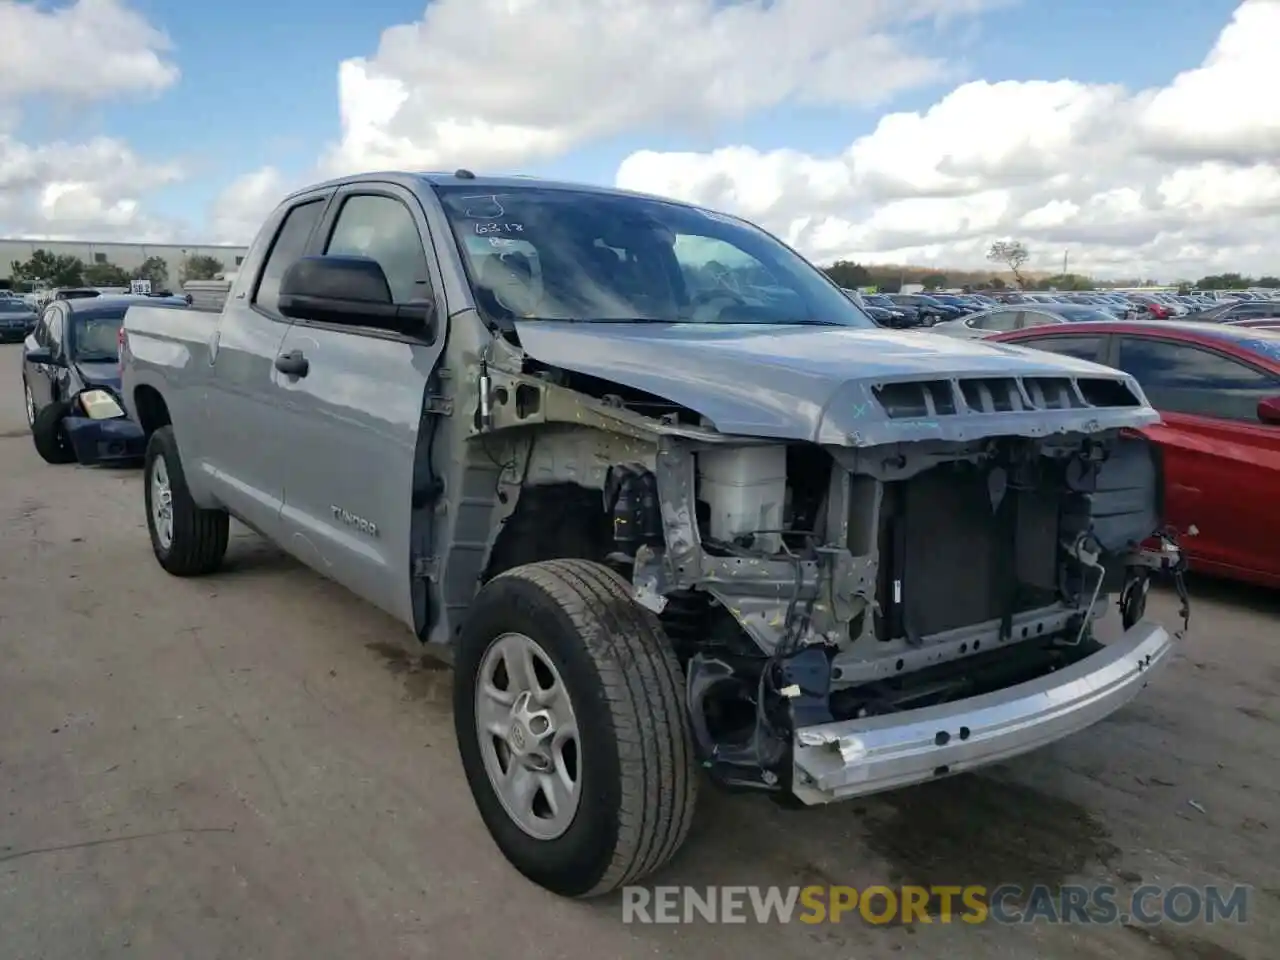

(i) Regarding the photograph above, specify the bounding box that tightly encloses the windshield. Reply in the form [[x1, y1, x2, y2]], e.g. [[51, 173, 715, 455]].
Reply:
[[434, 185, 875, 327], [0, 301, 31, 313], [72, 312, 125, 361]]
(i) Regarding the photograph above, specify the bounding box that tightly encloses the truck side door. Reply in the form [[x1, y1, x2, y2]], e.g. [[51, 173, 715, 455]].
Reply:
[[273, 184, 448, 628], [203, 193, 330, 539]]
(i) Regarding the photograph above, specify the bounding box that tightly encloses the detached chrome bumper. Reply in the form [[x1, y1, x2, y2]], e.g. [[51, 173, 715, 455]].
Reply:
[[791, 620, 1174, 804]]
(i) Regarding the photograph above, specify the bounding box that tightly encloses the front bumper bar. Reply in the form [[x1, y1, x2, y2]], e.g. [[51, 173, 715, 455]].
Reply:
[[791, 620, 1174, 804], [64, 416, 146, 464]]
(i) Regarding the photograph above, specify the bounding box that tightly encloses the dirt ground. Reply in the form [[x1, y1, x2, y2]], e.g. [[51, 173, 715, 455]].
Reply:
[[1, 343, 1276, 960]]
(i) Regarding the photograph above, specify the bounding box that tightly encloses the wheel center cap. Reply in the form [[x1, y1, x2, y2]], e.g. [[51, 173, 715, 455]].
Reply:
[[506, 691, 553, 762], [509, 721, 528, 753]]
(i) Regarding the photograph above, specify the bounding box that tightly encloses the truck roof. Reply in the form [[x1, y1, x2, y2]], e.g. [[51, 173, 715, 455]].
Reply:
[[283, 170, 706, 211]]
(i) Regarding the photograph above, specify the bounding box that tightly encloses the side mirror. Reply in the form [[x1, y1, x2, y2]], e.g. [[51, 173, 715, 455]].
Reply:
[[277, 255, 437, 340], [25, 347, 62, 366], [1258, 396, 1280, 425]]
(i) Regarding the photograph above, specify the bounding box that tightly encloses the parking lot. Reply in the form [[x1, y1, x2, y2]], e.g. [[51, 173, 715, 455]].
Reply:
[[0, 345, 1275, 960]]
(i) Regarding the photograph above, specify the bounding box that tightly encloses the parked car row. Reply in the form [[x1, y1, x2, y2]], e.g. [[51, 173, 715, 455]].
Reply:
[[991, 289, 1280, 323], [0, 296, 39, 343], [847, 285, 1280, 330], [843, 290, 998, 327]]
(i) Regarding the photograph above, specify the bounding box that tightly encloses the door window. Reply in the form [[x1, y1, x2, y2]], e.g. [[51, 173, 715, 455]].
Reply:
[[253, 198, 326, 315], [970, 308, 1020, 331], [1116, 337, 1279, 422], [32, 309, 52, 347], [1227, 302, 1278, 319], [1018, 310, 1058, 329], [46, 308, 65, 355], [325, 194, 431, 304], [1013, 335, 1105, 362]]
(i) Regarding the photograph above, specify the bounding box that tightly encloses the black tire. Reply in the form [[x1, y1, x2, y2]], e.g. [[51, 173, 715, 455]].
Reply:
[[143, 425, 229, 576], [32, 400, 77, 464], [455, 558, 698, 897]]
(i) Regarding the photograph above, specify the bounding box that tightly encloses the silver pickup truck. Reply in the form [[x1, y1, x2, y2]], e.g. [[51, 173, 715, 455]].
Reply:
[[121, 171, 1186, 898]]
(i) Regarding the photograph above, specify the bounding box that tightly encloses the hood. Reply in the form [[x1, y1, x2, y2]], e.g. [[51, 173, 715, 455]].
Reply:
[[74, 360, 122, 393], [514, 321, 1159, 447]]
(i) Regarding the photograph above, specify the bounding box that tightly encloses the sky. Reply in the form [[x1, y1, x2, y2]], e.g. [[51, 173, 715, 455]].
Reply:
[[1, 0, 1276, 280]]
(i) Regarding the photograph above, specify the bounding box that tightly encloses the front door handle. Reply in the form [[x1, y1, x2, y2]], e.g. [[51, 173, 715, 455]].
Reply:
[[275, 349, 309, 377]]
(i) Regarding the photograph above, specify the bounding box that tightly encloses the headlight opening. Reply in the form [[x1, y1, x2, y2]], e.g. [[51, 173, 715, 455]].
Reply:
[[79, 390, 125, 420]]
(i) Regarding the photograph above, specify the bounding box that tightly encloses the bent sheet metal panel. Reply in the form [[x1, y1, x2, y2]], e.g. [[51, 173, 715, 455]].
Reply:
[[513, 320, 1160, 445]]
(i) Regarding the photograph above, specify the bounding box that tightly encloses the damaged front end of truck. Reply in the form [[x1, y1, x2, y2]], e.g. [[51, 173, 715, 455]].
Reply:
[[471, 328, 1189, 804]]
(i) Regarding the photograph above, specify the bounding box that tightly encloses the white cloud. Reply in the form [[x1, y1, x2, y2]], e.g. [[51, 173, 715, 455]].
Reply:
[[323, 0, 1003, 175], [207, 166, 292, 245], [0, 136, 182, 240], [0, 0, 177, 106], [616, 0, 1280, 279], [0, 0, 182, 241]]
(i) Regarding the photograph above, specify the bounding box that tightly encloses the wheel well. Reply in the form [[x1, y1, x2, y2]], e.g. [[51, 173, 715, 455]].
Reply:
[[133, 385, 171, 436], [483, 483, 611, 583]]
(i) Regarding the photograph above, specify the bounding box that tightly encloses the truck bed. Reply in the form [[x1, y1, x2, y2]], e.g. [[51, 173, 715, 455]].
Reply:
[[181, 279, 232, 312]]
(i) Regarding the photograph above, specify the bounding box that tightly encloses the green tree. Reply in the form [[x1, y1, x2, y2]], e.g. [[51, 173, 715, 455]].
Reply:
[[83, 260, 131, 286], [10, 249, 86, 287], [823, 259, 871, 289], [986, 240, 1030, 289], [1257, 276, 1280, 288], [920, 272, 948, 290], [132, 256, 169, 286], [179, 254, 225, 284]]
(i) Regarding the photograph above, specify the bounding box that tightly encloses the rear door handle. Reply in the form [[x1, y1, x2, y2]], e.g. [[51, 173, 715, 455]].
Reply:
[[275, 349, 309, 377]]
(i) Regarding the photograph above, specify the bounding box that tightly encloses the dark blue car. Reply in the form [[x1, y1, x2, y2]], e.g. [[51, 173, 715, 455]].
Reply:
[[0, 297, 38, 342], [21, 295, 186, 465]]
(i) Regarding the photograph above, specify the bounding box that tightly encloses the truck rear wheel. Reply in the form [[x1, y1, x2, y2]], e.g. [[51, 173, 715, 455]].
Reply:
[[454, 558, 698, 897], [144, 426, 229, 576]]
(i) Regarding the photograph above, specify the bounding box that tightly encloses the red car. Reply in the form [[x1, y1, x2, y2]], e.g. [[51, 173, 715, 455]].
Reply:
[[989, 320, 1280, 588]]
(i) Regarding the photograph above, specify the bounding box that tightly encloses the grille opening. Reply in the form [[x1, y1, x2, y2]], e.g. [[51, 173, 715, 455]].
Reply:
[[1077, 377, 1141, 408], [874, 379, 957, 418], [1023, 377, 1078, 410], [959, 378, 1022, 413]]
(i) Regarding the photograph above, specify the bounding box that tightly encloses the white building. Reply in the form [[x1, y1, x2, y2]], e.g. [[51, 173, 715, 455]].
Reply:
[[0, 238, 249, 284]]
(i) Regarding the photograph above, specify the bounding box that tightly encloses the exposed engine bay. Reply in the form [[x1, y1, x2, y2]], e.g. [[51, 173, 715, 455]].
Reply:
[[471, 333, 1189, 802]]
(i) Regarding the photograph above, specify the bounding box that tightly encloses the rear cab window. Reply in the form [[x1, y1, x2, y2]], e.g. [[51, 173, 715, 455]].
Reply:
[[253, 199, 327, 316]]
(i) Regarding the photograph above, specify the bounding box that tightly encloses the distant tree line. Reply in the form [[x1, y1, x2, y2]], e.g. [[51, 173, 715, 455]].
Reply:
[[822, 239, 1279, 294], [7, 248, 225, 290]]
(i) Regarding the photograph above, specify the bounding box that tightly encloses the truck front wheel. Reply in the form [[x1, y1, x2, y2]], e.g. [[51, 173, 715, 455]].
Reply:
[[143, 426, 229, 576], [454, 558, 698, 897]]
